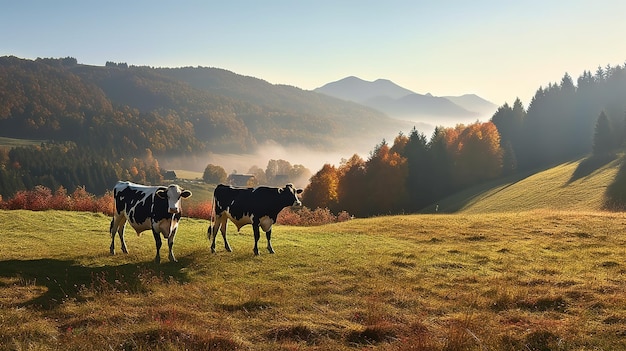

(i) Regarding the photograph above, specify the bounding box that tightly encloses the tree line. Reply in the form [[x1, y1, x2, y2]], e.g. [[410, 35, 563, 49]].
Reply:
[[303, 122, 503, 217], [0, 142, 164, 198], [303, 63, 626, 217]]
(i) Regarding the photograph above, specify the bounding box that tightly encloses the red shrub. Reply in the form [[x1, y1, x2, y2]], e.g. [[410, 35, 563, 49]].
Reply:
[[277, 207, 352, 226], [337, 211, 352, 222], [27, 185, 52, 211], [185, 201, 213, 220], [50, 186, 72, 210], [276, 206, 302, 226], [70, 186, 97, 212], [95, 190, 115, 216], [7, 190, 28, 210]]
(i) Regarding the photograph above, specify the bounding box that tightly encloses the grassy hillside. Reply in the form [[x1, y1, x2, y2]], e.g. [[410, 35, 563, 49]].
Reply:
[[1, 209, 626, 350], [0, 136, 44, 149], [431, 155, 623, 214]]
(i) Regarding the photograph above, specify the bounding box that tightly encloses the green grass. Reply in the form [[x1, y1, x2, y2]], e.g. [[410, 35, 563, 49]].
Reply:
[[2, 209, 626, 350], [3, 155, 626, 350], [430, 155, 622, 214], [0, 136, 45, 149]]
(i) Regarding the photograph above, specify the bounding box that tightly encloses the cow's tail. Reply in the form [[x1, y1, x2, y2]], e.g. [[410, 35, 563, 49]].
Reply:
[[207, 193, 216, 241]]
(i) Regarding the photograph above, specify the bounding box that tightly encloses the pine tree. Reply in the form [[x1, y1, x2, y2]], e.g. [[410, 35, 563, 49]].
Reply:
[[593, 111, 613, 156]]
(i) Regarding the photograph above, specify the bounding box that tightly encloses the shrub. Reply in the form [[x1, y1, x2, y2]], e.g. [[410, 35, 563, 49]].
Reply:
[[185, 201, 212, 220], [7, 190, 28, 210], [70, 186, 97, 212], [277, 207, 351, 226], [50, 186, 72, 210], [27, 185, 52, 211], [95, 190, 114, 216]]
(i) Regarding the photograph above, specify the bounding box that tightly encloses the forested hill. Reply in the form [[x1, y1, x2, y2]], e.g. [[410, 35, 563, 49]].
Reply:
[[0, 56, 407, 156]]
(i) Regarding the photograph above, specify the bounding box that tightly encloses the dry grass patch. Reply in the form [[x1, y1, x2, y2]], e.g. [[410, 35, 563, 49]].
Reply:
[[1, 209, 626, 350]]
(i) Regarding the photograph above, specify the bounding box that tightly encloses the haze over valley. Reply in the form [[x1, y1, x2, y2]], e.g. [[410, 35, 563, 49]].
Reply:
[[0, 56, 501, 179]]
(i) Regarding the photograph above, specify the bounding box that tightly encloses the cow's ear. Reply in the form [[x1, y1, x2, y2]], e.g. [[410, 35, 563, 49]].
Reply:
[[181, 190, 192, 198], [155, 187, 168, 199]]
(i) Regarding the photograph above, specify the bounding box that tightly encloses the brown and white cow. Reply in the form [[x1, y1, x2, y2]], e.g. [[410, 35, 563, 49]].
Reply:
[[110, 181, 192, 263], [208, 183, 303, 255]]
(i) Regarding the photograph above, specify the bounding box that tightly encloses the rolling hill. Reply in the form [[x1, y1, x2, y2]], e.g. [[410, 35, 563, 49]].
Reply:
[[428, 154, 625, 214]]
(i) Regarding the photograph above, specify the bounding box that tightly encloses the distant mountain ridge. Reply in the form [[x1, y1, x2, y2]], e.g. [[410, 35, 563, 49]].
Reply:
[[0, 57, 411, 157], [315, 76, 498, 126]]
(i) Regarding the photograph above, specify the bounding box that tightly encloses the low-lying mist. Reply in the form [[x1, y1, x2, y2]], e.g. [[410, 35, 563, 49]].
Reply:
[[159, 142, 371, 188], [158, 115, 486, 188]]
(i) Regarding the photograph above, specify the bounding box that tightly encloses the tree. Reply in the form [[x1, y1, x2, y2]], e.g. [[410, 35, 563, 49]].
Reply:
[[363, 140, 408, 216], [593, 111, 613, 156], [203, 164, 227, 184], [302, 164, 339, 211], [337, 154, 366, 216]]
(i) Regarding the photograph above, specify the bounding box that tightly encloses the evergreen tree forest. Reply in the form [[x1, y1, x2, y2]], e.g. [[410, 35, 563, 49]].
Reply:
[[303, 64, 626, 217]]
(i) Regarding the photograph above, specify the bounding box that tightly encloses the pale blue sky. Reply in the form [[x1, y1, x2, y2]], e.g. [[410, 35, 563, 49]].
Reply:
[[3, 0, 626, 106]]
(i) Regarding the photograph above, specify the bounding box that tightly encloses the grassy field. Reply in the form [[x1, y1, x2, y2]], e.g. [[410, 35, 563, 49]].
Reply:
[[1, 209, 626, 350], [431, 155, 623, 214], [0, 136, 45, 150], [2, 155, 626, 350]]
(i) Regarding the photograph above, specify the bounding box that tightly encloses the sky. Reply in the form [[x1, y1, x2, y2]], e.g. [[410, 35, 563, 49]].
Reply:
[[3, 0, 626, 108]]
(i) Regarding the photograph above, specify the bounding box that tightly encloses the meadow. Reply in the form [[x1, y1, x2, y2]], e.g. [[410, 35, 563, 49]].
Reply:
[[1, 208, 626, 350]]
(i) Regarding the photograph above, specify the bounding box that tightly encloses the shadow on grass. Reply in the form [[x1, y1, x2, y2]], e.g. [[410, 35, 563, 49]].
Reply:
[[567, 154, 616, 184], [604, 155, 626, 210], [0, 257, 193, 309]]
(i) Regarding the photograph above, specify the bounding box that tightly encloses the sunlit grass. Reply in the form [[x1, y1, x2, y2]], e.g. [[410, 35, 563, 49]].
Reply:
[[1, 209, 626, 350], [434, 156, 621, 214]]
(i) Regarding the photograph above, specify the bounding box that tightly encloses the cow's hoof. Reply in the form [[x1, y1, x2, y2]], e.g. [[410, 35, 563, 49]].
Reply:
[[154, 256, 161, 264], [268, 248, 275, 254], [253, 249, 260, 256], [225, 246, 233, 252], [211, 247, 216, 253]]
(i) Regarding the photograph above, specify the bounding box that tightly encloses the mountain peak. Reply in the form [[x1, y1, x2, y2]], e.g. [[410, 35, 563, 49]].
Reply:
[[315, 76, 415, 103], [315, 77, 498, 125]]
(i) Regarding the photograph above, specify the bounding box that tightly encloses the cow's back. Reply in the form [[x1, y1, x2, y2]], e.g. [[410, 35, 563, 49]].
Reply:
[[114, 181, 174, 228], [214, 185, 287, 219]]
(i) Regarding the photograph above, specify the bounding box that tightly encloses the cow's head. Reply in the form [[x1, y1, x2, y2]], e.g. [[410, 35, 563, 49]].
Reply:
[[282, 183, 303, 207], [156, 184, 192, 214]]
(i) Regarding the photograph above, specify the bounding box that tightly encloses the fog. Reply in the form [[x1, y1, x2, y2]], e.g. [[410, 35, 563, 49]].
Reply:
[[159, 142, 373, 188], [158, 116, 486, 188]]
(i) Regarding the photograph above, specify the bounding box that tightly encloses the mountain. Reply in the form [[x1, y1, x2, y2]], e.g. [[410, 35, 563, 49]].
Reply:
[[0, 57, 410, 157], [312, 76, 415, 102], [443, 94, 499, 118], [315, 77, 498, 127]]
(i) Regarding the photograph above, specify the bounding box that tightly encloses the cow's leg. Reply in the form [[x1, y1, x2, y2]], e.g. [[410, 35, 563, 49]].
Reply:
[[209, 216, 232, 253], [109, 215, 128, 255], [266, 229, 275, 254], [118, 220, 128, 254], [220, 219, 232, 252], [152, 229, 162, 264], [109, 217, 116, 254], [168, 228, 177, 262], [252, 224, 261, 256], [209, 220, 218, 253]]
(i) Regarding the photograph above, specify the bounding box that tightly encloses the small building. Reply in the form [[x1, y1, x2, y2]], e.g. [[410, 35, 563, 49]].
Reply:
[[163, 170, 177, 180], [228, 174, 256, 187]]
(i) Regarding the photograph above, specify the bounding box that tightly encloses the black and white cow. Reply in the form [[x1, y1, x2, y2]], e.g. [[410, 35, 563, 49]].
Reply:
[[208, 183, 303, 255], [110, 181, 192, 263]]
